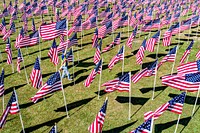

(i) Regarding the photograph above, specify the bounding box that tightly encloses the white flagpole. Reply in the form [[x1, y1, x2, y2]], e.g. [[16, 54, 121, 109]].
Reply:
[[2, 94, 4, 111], [59, 71, 69, 118], [150, 117, 154, 133], [14, 88, 25, 133], [8, 37, 14, 73], [98, 58, 103, 100], [128, 72, 131, 120], [122, 45, 125, 75], [72, 47, 75, 85], [191, 85, 200, 116], [19, 48, 29, 84]]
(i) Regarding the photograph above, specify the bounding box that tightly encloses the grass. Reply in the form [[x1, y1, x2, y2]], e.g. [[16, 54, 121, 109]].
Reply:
[[0, 1, 200, 133]]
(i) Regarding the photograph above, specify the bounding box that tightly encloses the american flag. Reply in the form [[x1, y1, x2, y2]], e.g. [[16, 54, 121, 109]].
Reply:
[[48, 39, 59, 65], [68, 18, 82, 36], [126, 26, 137, 49], [171, 12, 180, 23], [162, 26, 173, 46], [102, 78, 120, 92], [161, 15, 171, 26], [17, 49, 23, 73], [131, 59, 158, 83], [3, 22, 15, 41], [40, 18, 68, 41], [57, 32, 78, 53], [136, 39, 146, 65], [88, 98, 108, 133], [130, 118, 152, 133], [0, 69, 4, 97], [180, 19, 192, 32], [84, 60, 102, 87], [92, 28, 98, 48], [66, 48, 74, 62], [31, 71, 62, 103], [177, 60, 200, 75], [94, 39, 102, 64], [49, 124, 57, 133], [0, 18, 6, 35], [30, 57, 42, 89], [99, 7, 110, 17], [82, 16, 97, 30], [171, 22, 180, 35], [162, 72, 200, 92], [146, 31, 160, 52], [180, 40, 194, 64], [23, 18, 28, 33], [145, 9, 153, 21], [40, 5, 48, 14], [141, 21, 152, 32], [151, 18, 161, 29], [55, 9, 60, 22], [15, 27, 24, 48], [167, 92, 186, 114], [113, 72, 130, 92], [157, 46, 177, 68], [100, 12, 113, 25], [196, 51, 200, 59], [0, 91, 20, 129], [5, 38, 12, 64], [98, 21, 112, 38], [31, 18, 36, 32], [2, 8, 9, 17], [17, 31, 39, 48], [108, 46, 124, 70]]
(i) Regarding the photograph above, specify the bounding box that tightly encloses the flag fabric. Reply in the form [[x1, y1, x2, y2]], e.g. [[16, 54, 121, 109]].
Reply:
[[126, 26, 137, 49], [15, 27, 24, 48], [84, 60, 102, 87], [102, 78, 120, 92], [82, 16, 97, 30], [136, 39, 146, 65], [48, 39, 59, 65], [32, 18, 36, 32], [162, 25, 173, 46], [130, 118, 152, 133], [49, 124, 57, 133], [157, 46, 177, 68], [88, 98, 108, 133], [92, 28, 98, 48], [162, 72, 200, 92], [2, 22, 15, 41], [177, 60, 200, 75], [0, 91, 20, 129], [98, 21, 112, 38], [57, 32, 78, 53], [0, 69, 4, 97], [66, 48, 74, 62], [180, 40, 194, 64], [31, 71, 62, 103], [146, 31, 160, 52], [5, 38, 12, 64], [17, 30, 39, 48], [40, 18, 67, 40], [17, 49, 23, 73], [196, 51, 200, 59], [94, 39, 102, 64], [167, 92, 186, 114], [108, 46, 124, 70], [30, 57, 42, 89], [131, 59, 158, 83]]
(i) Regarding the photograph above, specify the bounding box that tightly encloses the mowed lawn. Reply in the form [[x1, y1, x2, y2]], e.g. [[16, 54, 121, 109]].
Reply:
[[0, 1, 200, 133]]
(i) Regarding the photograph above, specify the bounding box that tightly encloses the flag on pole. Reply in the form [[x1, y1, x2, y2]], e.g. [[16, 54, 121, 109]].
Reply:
[[30, 57, 42, 89], [94, 39, 102, 64], [49, 124, 57, 133], [108, 46, 124, 70], [84, 60, 102, 87], [15, 27, 24, 48], [31, 71, 62, 103], [5, 38, 12, 64], [48, 39, 59, 65], [146, 31, 160, 52], [180, 40, 194, 64], [136, 39, 146, 65], [0, 69, 4, 97], [130, 118, 152, 133], [162, 72, 200, 92], [0, 91, 20, 129], [92, 28, 98, 48], [196, 51, 200, 59], [66, 48, 74, 62], [31, 18, 36, 32], [88, 98, 108, 133], [98, 21, 112, 38], [17, 49, 23, 73], [2, 22, 15, 41], [177, 60, 200, 75], [126, 26, 137, 49]]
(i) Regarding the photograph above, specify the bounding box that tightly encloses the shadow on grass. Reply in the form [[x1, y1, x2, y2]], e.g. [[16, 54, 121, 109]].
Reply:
[[115, 96, 149, 105], [175, 38, 193, 42], [131, 49, 139, 55], [154, 116, 191, 133], [102, 120, 138, 133], [42, 72, 55, 78], [140, 86, 168, 94], [84, 31, 93, 36], [63, 75, 88, 88], [81, 41, 92, 47], [115, 70, 139, 77], [146, 53, 166, 59], [125, 54, 133, 59], [5, 83, 26, 95], [19, 95, 53, 109], [94, 90, 107, 97], [142, 60, 156, 69], [76, 62, 94, 68], [54, 96, 95, 112], [21, 115, 67, 133], [73, 69, 89, 77]]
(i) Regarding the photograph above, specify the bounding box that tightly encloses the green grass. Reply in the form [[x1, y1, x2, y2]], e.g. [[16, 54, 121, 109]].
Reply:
[[0, 2, 200, 133]]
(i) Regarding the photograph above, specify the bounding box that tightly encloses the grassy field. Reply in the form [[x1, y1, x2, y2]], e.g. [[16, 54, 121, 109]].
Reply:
[[0, 1, 200, 133]]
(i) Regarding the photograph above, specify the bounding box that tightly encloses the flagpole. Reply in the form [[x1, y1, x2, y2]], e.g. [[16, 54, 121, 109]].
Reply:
[[2, 94, 4, 111], [9, 37, 14, 73], [191, 85, 200, 116], [122, 45, 125, 75], [128, 72, 131, 120], [98, 58, 103, 100], [72, 47, 75, 85], [150, 117, 154, 133], [59, 71, 69, 118], [14, 88, 25, 133], [19, 48, 29, 84]]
